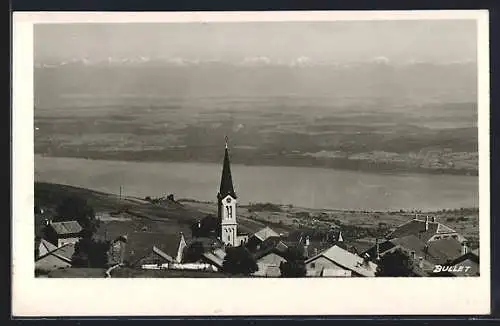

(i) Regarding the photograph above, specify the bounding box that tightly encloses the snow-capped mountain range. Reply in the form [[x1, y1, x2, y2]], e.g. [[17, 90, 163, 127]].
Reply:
[[34, 55, 476, 69]]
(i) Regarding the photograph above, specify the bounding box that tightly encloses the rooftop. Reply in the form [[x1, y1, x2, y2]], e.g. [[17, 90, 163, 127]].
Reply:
[[253, 226, 280, 242], [306, 245, 377, 277], [49, 221, 83, 235], [386, 218, 458, 242], [126, 232, 183, 266], [36, 242, 76, 265], [363, 234, 464, 265]]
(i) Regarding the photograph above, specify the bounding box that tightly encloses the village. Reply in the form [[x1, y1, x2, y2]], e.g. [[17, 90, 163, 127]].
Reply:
[[34, 139, 480, 278]]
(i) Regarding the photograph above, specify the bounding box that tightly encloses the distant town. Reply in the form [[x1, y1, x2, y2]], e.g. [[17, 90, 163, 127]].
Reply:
[[35, 140, 480, 278]]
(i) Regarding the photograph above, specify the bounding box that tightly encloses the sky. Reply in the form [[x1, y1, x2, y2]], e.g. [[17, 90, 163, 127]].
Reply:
[[34, 20, 477, 64]]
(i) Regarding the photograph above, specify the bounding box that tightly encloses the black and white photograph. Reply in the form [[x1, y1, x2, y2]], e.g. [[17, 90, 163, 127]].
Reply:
[[12, 10, 490, 316]]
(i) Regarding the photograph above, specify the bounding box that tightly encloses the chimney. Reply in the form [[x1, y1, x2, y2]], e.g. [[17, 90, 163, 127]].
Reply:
[[425, 216, 429, 231], [314, 248, 319, 256], [305, 236, 310, 247], [337, 231, 344, 242], [462, 241, 468, 255], [418, 257, 424, 268], [431, 216, 435, 223]]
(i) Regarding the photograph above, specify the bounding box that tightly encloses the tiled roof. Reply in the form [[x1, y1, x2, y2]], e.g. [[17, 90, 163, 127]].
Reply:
[[436, 223, 456, 234], [49, 221, 83, 235], [253, 227, 280, 242], [37, 238, 58, 257], [387, 218, 457, 242], [363, 235, 463, 267], [201, 252, 224, 269], [426, 238, 463, 263], [152, 246, 174, 262], [126, 232, 182, 265], [36, 242, 76, 264], [213, 248, 227, 260], [306, 245, 377, 277], [361, 240, 396, 259]]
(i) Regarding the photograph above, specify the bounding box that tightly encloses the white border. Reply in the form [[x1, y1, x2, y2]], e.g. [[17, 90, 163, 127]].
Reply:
[[12, 11, 490, 316]]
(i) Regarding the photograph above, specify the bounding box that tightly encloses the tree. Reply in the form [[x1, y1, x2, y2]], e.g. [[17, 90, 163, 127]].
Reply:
[[375, 249, 414, 277], [71, 235, 110, 268], [191, 214, 218, 238], [55, 195, 98, 234], [280, 246, 307, 277], [221, 246, 258, 276], [182, 241, 205, 263]]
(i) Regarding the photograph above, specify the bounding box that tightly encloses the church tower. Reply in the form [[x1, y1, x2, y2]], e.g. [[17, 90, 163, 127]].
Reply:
[[218, 137, 238, 247]]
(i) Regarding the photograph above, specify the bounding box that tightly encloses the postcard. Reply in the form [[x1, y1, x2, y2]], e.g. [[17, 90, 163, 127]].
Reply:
[[12, 10, 490, 316]]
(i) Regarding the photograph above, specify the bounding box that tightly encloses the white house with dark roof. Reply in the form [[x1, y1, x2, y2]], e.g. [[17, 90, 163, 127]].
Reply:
[[305, 244, 378, 277], [44, 221, 83, 247]]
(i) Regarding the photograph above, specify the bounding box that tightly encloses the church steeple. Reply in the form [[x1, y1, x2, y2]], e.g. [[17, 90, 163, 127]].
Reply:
[[218, 136, 238, 247], [218, 136, 237, 199]]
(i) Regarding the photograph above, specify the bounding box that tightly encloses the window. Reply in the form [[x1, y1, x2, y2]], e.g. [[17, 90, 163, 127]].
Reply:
[[225, 205, 233, 219], [311, 263, 316, 268]]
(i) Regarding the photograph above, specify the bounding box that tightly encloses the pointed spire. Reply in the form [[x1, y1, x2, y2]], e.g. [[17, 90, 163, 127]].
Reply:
[[219, 136, 237, 199], [337, 231, 344, 242], [176, 232, 187, 263]]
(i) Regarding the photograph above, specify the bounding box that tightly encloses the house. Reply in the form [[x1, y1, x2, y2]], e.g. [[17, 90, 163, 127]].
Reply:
[[35, 238, 58, 259], [199, 249, 227, 271], [251, 240, 288, 277], [247, 226, 280, 251], [386, 216, 466, 243], [362, 234, 468, 276], [432, 247, 479, 277], [35, 243, 76, 274], [126, 232, 187, 267], [44, 221, 83, 247], [305, 245, 378, 277]]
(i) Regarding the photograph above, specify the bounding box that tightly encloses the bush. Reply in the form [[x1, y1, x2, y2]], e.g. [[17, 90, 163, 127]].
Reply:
[[55, 195, 98, 234], [221, 247, 258, 276], [247, 203, 283, 213], [182, 241, 205, 263], [375, 249, 414, 277], [280, 246, 307, 277], [191, 215, 218, 238], [71, 236, 110, 268]]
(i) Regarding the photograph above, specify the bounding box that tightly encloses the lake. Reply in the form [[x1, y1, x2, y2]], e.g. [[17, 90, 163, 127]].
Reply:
[[34, 155, 479, 211]]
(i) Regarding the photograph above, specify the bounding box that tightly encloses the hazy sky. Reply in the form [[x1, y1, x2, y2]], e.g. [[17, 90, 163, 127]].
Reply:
[[34, 20, 477, 63]]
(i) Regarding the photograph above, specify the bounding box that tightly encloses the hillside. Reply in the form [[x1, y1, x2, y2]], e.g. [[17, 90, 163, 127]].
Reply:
[[34, 182, 479, 250]]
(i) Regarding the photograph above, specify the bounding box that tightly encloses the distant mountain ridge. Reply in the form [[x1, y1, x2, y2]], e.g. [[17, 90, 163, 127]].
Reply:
[[34, 56, 477, 68], [34, 58, 477, 108]]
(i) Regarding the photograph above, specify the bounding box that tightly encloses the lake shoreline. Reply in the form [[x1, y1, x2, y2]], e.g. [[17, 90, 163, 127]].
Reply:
[[34, 155, 479, 211], [34, 151, 479, 178]]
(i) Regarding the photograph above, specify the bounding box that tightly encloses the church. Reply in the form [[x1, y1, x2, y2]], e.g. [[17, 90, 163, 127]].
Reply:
[[217, 137, 248, 247]]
